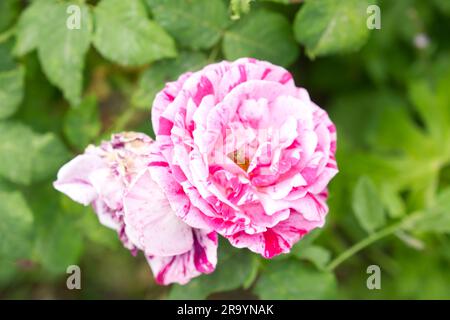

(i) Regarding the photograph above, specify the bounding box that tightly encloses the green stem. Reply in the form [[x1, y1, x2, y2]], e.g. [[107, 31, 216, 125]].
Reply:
[[208, 43, 221, 63], [0, 26, 16, 43], [325, 212, 421, 272], [109, 108, 136, 133]]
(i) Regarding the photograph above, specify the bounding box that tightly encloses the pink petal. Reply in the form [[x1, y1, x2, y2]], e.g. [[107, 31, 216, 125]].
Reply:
[[53, 154, 106, 205], [123, 169, 194, 256], [147, 230, 218, 285]]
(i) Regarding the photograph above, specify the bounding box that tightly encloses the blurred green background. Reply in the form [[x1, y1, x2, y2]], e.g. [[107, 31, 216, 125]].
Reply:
[[1, 0, 450, 299]]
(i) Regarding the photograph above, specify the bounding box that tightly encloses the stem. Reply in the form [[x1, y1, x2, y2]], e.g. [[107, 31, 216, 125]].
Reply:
[[208, 43, 221, 63], [325, 212, 421, 272], [0, 26, 16, 43], [109, 107, 137, 133]]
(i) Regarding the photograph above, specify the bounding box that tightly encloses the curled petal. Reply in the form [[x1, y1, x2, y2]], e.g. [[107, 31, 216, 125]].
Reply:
[[147, 230, 218, 285], [123, 169, 194, 257]]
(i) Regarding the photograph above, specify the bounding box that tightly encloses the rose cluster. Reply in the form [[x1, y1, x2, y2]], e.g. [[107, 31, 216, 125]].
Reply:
[[54, 58, 338, 285]]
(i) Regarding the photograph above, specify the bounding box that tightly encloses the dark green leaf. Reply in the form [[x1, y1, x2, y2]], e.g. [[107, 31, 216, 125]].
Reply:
[[253, 260, 336, 299], [64, 95, 101, 149], [169, 241, 259, 299], [132, 51, 208, 109], [147, 0, 229, 50], [223, 9, 299, 67]]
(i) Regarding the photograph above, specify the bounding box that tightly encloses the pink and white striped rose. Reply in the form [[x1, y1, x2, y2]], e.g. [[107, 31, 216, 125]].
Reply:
[[151, 58, 338, 258], [54, 132, 217, 285]]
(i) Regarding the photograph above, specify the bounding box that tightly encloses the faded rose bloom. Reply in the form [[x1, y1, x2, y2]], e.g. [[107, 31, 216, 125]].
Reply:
[[54, 132, 217, 285], [152, 58, 338, 258]]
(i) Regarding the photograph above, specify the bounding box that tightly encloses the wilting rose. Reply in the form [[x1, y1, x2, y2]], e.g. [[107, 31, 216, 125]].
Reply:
[[54, 132, 217, 285], [152, 58, 338, 258]]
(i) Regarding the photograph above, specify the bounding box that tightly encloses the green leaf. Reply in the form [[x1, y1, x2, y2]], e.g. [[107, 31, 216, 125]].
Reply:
[[223, 9, 299, 67], [0, 191, 34, 260], [169, 241, 259, 299], [93, 0, 176, 66], [352, 176, 386, 233], [64, 95, 101, 149], [15, 0, 92, 106], [293, 0, 372, 58], [405, 188, 450, 234], [38, 1, 92, 106], [0, 121, 35, 184], [147, 0, 229, 50], [132, 51, 208, 109], [433, 0, 450, 16], [34, 212, 84, 274], [293, 245, 331, 270], [0, 121, 69, 185], [0, 0, 20, 32], [253, 260, 336, 299], [230, 0, 253, 20], [0, 65, 24, 119], [14, 0, 55, 56], [408, 60, 450, 149], [30, 132, 71, 183]]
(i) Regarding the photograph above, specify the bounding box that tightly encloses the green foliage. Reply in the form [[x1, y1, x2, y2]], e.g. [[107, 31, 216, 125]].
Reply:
[[15, 0, 92, 105], [147, 0, 229, 50], [253, 260, 336, 299], [93, 0, 176, 66], [0, 121, 69, 185], [169, 241, 259, 299], [64, 95, 101, 150], [223, 9, 299, 67], [0, 64, 24, 119], [352, 176, 386, 233], [132, 51, 208, 109], [294, 0, 372, 58], [0, 191, 34, 260], [1, 0, 450, 300]]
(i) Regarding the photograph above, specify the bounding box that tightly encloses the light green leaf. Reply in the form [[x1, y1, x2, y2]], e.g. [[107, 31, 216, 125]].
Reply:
[[293, 245, 331, 270], [408, 60, 450, 149], [253, 260, 336, 299], [223, 9, 299, 67], [0, 121, 69, 185], [30, 132, 71, 183], [169, 241, 259, 299], [14, 0, 55, 56], [147, 0, 229, 50], [405, 188, 450, 234], [352, 176, 386, 233], [0, 191, 34, 260], [132, 51, 208, 109], [15, 0, 92, 106], [230, 0, 252, 20], [0, 66, 24, 119], [64, 95, 101, 149], [37, 1, 92, 106], [0, 121, 35, 184], [93, 0, 176, 66], [294, 0, 372, 58]]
